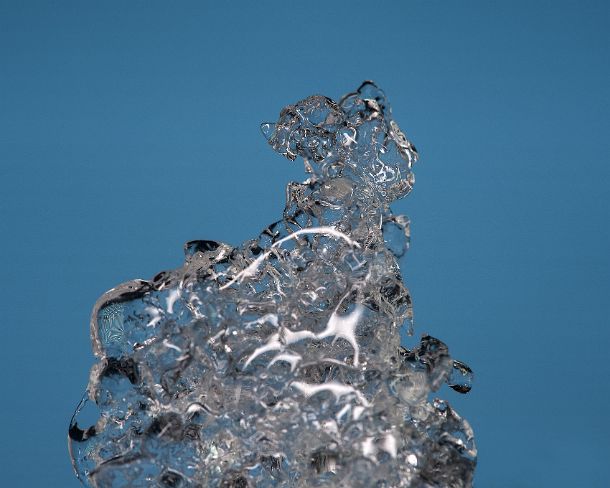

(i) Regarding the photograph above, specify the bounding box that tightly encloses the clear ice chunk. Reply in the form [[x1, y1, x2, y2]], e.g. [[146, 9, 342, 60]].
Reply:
[[69, 81, 476, 487]]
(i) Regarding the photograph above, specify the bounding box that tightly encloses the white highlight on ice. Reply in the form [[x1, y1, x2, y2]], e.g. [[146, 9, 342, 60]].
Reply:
[[243, 326, 316, 369], [316, 303, 364, 366], [220, 226, 360, 290], [145, 306, 162, 328], [162, 339, 182, 353], [361, 433, 398, 460], [244, 313, 279, 328], [243, 304, 363, 369], [267, 352, 302, 371], [166, 288, 181, 314], [291, 381, 370, 407]]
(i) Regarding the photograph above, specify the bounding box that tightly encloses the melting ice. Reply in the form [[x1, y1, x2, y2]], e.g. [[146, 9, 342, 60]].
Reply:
[[69, 82, 476, 487]]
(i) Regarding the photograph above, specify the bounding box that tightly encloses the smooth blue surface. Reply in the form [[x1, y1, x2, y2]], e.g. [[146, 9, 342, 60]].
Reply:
[[1, 1, 609, 486]]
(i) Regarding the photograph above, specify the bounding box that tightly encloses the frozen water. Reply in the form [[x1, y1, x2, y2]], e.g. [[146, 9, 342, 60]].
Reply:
[[69, 82, 476, 487]]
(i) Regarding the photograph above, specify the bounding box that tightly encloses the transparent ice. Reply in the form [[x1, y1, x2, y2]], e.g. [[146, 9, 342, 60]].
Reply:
[[69, 82, 476, 487]]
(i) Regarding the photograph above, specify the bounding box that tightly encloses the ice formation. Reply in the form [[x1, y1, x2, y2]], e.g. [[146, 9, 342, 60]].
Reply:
[[69, 82, 476, 487]]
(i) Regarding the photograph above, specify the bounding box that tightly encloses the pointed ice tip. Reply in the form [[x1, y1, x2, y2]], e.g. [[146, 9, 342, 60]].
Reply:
[[356, 80, 387, 104], [260, 122, 276, 141], [358, 79, 379, 90]]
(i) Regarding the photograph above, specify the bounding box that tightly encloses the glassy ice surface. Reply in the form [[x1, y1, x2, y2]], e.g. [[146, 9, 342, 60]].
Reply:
[[69, 82, 476, 487]]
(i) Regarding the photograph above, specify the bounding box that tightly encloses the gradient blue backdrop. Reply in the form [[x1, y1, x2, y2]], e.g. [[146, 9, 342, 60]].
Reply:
[[1, 1, 608, 486]]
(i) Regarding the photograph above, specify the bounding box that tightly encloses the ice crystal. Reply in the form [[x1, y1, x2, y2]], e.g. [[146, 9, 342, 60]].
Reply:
[[69, 82, 476, 487]]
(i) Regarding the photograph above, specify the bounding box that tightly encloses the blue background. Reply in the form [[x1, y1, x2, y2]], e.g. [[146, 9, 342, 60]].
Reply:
[[1, 1, 608, 486]]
